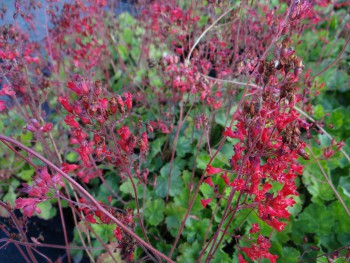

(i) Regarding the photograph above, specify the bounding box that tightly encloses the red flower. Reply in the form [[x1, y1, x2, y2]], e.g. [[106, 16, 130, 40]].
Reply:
[[268, 217, 286, 232], [249, 223, 260, 234], [15, 197, 41, 217], [114, 227, 123, 241], [85, 213, 97, 224], [64, 115, 80, 129], [223, 127, 235, 138], [0, 84, 16, 96], [67, 81, 82, 95], [206, 165, 222, 176], [99, 98, 108, 110], [200, 198, 212, 208], [61, 163, 79, 173], [118, 126, 131, 140], [41, 123, 53, 132], [138, 132, 149, 153], [220, 172, 230, 186], [57, 96, 73, 113], [238, 254, 248, 263], [0, 100, 6, 111], [323, 147, 335, 159], [123, 92, 133, 110], [231, 178, 245, 191], [203, 177, 214, 187]]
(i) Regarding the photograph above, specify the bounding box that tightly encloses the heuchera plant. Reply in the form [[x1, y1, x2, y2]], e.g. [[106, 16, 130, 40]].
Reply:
[[0, 0, 349, 262]]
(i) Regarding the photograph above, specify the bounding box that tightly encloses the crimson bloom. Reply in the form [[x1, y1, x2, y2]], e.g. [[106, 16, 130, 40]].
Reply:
[[114, 227, 123, 241], [206, 165, 222, 176], [0, 100, 6, 111], [61, 163, 80, 173], [249, 223, 260, 234], [203, 177, 214, 187], [123, 92, 133, 110], [200, 198, 212, 208], [0, 84, 16, 96], [231, 178, 245, 191], [64, 115, 80, 129], [15, 197, 41, 217]]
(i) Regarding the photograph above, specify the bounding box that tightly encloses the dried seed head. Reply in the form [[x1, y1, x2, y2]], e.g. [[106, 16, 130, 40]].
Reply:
[[297, 148, 310, 160], [94, 80, 102, 96], [81, 95, 89, 110]]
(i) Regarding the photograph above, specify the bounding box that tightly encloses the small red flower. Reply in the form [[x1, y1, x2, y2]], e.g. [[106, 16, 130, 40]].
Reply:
[[41, 123, 53, 132], [238, 254, 248, 263], [200, 198, 212, 208], [138, 132, 149, 153], [114, 227, 123, 241], [64, 115, 80, 129], [323, 147, 335, 159], [67, 81, 81, 95], [223, 127, 235, 138], [249, 223, 260, 234], [15, 197, 41, 217], [61, 163, 79, 173], [118, 126, 131, 140], [203, 177, 214, 187], [0, 100, 6, 111], [0, 84, 16, 96], [123, 92, 133, 110], [220, 172, 230, 186], [231, 178, 245, 191], [206, 165, 222, 176]]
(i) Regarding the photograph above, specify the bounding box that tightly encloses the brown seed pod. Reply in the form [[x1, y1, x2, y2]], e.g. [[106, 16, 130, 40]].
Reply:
[[297, 148, 310, 160]]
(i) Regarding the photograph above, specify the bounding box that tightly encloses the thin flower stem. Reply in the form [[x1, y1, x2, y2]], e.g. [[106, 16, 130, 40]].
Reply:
[[107, 126, 154, 254], [166, 96, 184, 201], [295, 106, 350, 163], [56, 194, 71, 263], [313, 35, 350, 78], [0, 201, 38, 263], [0, 238, 111, 250], [88, 223, 118, 263], [186, 5, 237, 63], [0, 225, 31, 263], [307, 144, 350, 217], [0, 135, 175, 263]]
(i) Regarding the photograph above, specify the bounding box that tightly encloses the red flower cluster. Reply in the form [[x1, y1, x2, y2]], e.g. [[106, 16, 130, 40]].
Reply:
[[15, 167, 64, 217]]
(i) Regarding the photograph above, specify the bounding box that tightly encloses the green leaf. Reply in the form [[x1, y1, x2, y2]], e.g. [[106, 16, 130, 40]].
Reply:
[[314, 104, 324, 120], [149, 137, 166, 159], [117, 12, 135, 26], [198, 15, 209, 27], [156, 163, 184, 197], [183, 218, 211, 243], [120, 178, 143, 198], [211, 248, 231, 263], [339, 176, 350, 197], [293, 203, 333, 238], [177, 241, 202, 263], [144, 199, 165, 226], [17, 168, 35, 181], [278, 247, 300, 263], [3, 187, 17, 206], [303, 162, 334, 202], [65, 152, 78, 162], [20, 132, 33, 147], [165, 203, 186, 237], [117, 45, 128, 61], [37, 200, 56, 220], [91, 223, 115, 243], [176, 136, 193, 158], [122, 28, 133, 45], [326, 108, 344, 130]]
